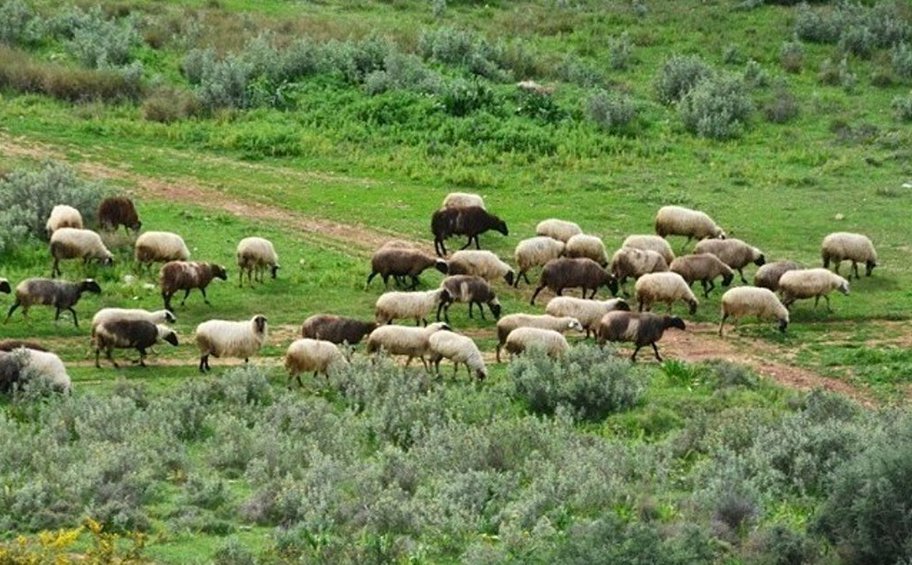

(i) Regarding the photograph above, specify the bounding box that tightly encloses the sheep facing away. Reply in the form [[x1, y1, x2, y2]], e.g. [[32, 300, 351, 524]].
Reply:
[[301, 315, 378, 346], [536, 218, 582, 243], [597, 311, 686, 362], [49, 228, 114, 278], [753, 260, 801, 292], [635, 272, 699, 315], [375, 289, 451, 326], [159, 261, 228, 312], [0, 279, 9, 294], [135, 231, 190, 272], [0, 348, 71, 394], [654, 205, 726, 247], [778, 268, 850, 312], [622, 235, 675, 265], [442, 192, 485, 210], [93, 320, 179, 368], [285, 338, 348, 385], [428, 331, 487, 380], [195, 315, 268, 372], [431, 206, 508, 257], [565, 234, 609, 266], [97, 196, 142, 233], [693, 238, 765, 284], [513, 236, 565, 288], [368, 246, 448, 289], [821, 232, 877, 279], [236, 237, 280, 287], [438, 275, 501, 323], [446, 250, 515, 286], [504, 327, 570, 359], [530, 258, 619, 305], [669, 254, 735, 298], [495, 314, 583, 362], [366, 322, 451, 370], [45, 205, 83, 238], [5, 278, 102, 327], [719, 287, 789, 336], [545, 296, 630, 338]]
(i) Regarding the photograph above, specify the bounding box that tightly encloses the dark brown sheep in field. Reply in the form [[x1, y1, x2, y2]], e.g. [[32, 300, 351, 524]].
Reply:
[[437, 275, 501, 323], [301, 315, 378, 346], [530, 258, 618, 305], [367, 247, 448, 289], [596, 311, 686, 362], [93, 319, 179, 368], [431, 206, 508, 257], [5, 278, 102, 327], [97, 196, 142, 233], [159, 261, 227, 312]]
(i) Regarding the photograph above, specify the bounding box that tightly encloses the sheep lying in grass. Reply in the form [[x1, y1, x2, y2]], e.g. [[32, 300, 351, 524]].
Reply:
[[368, 246, 448, 289], [135, 231, 190, 272], [753, 260, 801, 292], [0, 347, 71, 394], [366, 322, 450, 370], [821, 232, 877, 279], [719, 287, 789, 336], [49, 228, 114, 278], [428, 331, 487, 380], [301, 315, 378, 346], [513, 236, 565, 288], [530, 258, 619, 305], [5, 278, 101, 327], [693, 238, 765, 284], [536, 218, 582, 243], [597, 311, 685, 362], [93, 320, 179, 368], [446, 250, 515, 285], [195, 315, 268, 372], [654, 205, 725, 247], [431, 206, 509, 256], [504, 327, 570, 359], [375, 289, 451, 326], [285, 338, 348, 385], [778, 268, 850, 312], [545, 296, 630, 338], [438, 275, 502, 323], [98, 196, 142, 233], [495, 314, 583, 361], [635, 272, 699, 315], [236, 237, 280, 287], [669, 254, 734, 298], [159, 261, 228, 312], [45, 204, 83, 237]]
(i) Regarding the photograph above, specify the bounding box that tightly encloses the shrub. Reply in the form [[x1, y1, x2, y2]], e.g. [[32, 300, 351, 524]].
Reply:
[[679, 73, 753, 140], [743, 59, 769, 88], [892, 42, 912, 81], [438, 78, 494, 116], [515, 89, 566, 123], [64, 6, 139, 68], [556, 56, 606, 88], [779, 40, 804, 74], [748, 524, 818, 565], [893, 92, 912, 121], [763, 85, 799, 123], [418, 26, 507, 80], [608, 32, 635, 70], [586, 89, 637, 133], [196, 54, 252, 110], [0, 0, 43, 46], [181, 48, 215, 85], [214, 537, 257, 565], [818, 57, 856, 90], [655, 54, 713, 104], [794, 3, 845, 44], [142, 86, 201, 123], [363, 52, 443, 96], [839, 23, 876, 59]]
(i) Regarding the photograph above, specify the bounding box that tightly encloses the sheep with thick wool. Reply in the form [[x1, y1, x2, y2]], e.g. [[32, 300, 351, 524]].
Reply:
[[442, 192, 485, 209], [753, 260, 801, 292], [670, 254, 735, 298], [719, 287, 789, 336], [159, 261, 228, 311], [438, 275, 501, 323], [446, 250, 515, 285], [431, 206, 508, 257], [597, 311, 685, 362], [778, 268, 850, 312], [366, 321, 450, 370], [654, 205, 726, 245], [375, 289, 451, 326], [504, 327, 570, 359], [49, 228, 113, 278], [635, 272, 699, 315], [195, 314, 268, 372], [91, 308, 175, 332], [622, 235, 676, 265], [545, 296, 630, 338], [536, 218, 582, 243], [0, 348, 71, 394], [428, 331, 487, 380], [93, 320, 178, 368], [610, 248, 669, 289], [693, 238, 765, 284], [565, 234, 609, 266], [495, 314, 583, 361], [368, 246, 448, 289], [45, 205, 83, 237], [301, 315, 378, 346], [6, 278, 101, 327], [98, 196, 142, 233], [530, 258, 619, 305], [236, 237, 280, 287], [285, 338, 348, 385], [821, 232, 877, 279], [135, 231, 190, 272], [513, 236, 565, 288]]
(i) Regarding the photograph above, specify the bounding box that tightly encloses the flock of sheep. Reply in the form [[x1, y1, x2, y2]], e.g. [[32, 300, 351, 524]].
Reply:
[[0, 189, 879, 393]]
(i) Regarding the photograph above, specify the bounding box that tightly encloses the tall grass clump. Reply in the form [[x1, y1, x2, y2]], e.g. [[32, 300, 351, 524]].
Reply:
[[57, 5, 140, 69], [608, 32, 636, 70], [779, 39, 804, 73], [418, 26, 508, 81], [655, 54, 713, 104], [678, 73, 753, 140], [586, 90, 637, 133], [795, 2, 910, 51]]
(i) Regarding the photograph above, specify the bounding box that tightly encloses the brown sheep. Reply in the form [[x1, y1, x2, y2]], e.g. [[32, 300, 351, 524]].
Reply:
[[597, 311, 686, 362], [669, 254, 735, 298], [301, 315, 378, 346], [431, 206, 509, 257], [530, 258, 619, 305], [437, 275, 502, 323], [159, 261, 228, 312], [367, 247, 448, 289], [97, 196, 142, 233]]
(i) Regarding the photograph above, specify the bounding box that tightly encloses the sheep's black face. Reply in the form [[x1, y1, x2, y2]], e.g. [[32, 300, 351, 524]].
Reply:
[[605, 276, 619, 297], [778, 319, 788, 333], [504, 272, 515, 286], [688, 300, 698, 315], [83, 279, 102, 294], [754, 254, 766, 267], [0, 280, 9, 294], [254, 315, 268, 333], [721, 273, 734, 287], [489, 302, 502, 319], [434, 260, 449, 275], [475, 368, 487, 381], [866, 260, 876, 276], [496, 220, 509, 236], [214, 265, 228, 280], [130, 221, 143, 232], [667, 316, 686, 331], [270, 265, 280, 279], [101, 257, 114, 267], [164, 331, 179, 346], [615, 299, 631, 311], [165, 311, 177, 323]]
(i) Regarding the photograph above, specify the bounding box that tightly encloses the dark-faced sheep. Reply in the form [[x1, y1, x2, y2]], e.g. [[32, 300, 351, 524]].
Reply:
[[93, 320, 179, 368], [236, 237, 280, 286], [5, 278, 101, 327], [821, 232, 877, 279], [301, 315, 378, 346], [97, 196, 141, 233], [597, 311, 686, 362], [446, 250, 515, 285], [368, 246, 448, 289], [159, 261, 228, 312], [438, 275, 502, 323], [431, 206, 508, 257], [654, 205, 726, 248], [49, 228, 114, 278], [670, 254, 735, 298], [195, 315, 268, 372], [530, 258, 619, 305]]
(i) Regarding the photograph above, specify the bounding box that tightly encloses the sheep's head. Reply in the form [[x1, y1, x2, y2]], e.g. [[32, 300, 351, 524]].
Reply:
[[837, 278, 850, 295], [475, 367, 487, 381], [164, 311, 177, 324], [100, 254, 115, 267], [753, 252, 766, 267], [212, 264, 228, 281], [721, 273, 734, 287], [434, 259, 449, 275], [129, 220, 143, 232], [714, 228, 727, 239], [665, 316, 686, 331], [503, 271, 515, 286], [495, 217, 509, 236], [865, 260, 876, 276], [157, 326, 179, 346], [81, 279, 102, 294], [0, 279, 9, 294], [603, 272, 620, 297], [612, 299, 631, 311], [778, 318, 789, 333], [567, 319, 584, 332], [489, 298, 502, 319], [687, 299, 698, 315], [253, 315, 268, 333]]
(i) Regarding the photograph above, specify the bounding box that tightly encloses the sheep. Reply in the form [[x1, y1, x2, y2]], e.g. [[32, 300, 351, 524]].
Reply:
[[97, 196, 141, 233], [366, 321, 450, 370], [375, 289, 451, 326], [442, 192, 485, 210], [778, 268, 850, 312], [446, 250, 515, 285], [368, 246, 448, 289], [504, 327, 570, 359], [530, 258, 619, 305], [513, 236, 565, 288], [753, 260, 801, 292], [438, 275, 501, 323], [5, 278, 101, 327], [431, 206, 509, 257], [49, 228, 114, 278], [159, 261, 228, 312], [0, 278, 9, 294], [596, 311, 686, 362], [495, 314, 583, 362], [285, 338, 348, 385], [301, 315, 378, 346], [654, 205, 726, 247], [45, 204, 83, 237], [545, 296, 630, 338], [693, 238, 765, 284], [821, 232, 877, 279], [0, 348, 71, 394], [135, 231, 190, 272], [635, 272, 699, 315], [195, 315, 268, 372], [236, 237, 280, 287], [536, 218, 582, 243], [609, 248, 669, 291], [669, 254, 735, 298], [428, 331, 487, 380], [91, 308, 176, 332], [621, 235, 676, 265], [719, 287, 789, 336], [0, 340, 47, 352], [93, 320, 179, 368], [565, 234, 609, 266]]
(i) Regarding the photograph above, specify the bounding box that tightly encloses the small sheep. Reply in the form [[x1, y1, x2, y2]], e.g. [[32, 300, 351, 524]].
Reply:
[[301, 315, 378, 345], [0, 278, 9, 294], [45, 205, 83, 237], [821, 232, 877, 279], [693, 238, 765, 284], [447, 250, 515, 285], [135, 231, 190, 272], [719, 287, 789, 336], [159, 261, 228, 312], [285, 338, 348, 385], [442, 192, 485, 210], [0, 340, 47, 352], [635, 272, 699, 315], [368, 246, 448, 289], [495, 314, 583, 361], [597, 311, 686, 362], [438, 275, 502, 323], [609, 248, 669, 290], [97, 196, 142, 233], [513, 236, 565, 288], [428, 331, 487, 380], [366, 321, 450, 370], [536, 218, 583, 243], [545, 296, 630, 338], [669, 254, 735, 298], [504, 327, 570, 359], [5, 278, 101, 327], [654, 205, 726, 247], [49, 228, 114, 278], [530, 258, 619, 305], [778, 268, 850, 312], [565, 234, 609, 266], [622, 235, 676, 265], [195, 315, 268, 372], [753, 260, 801, 292], [375, 289, 451, 326], [0, 348, 71, 394], [236, 237, 280, 287], [93, 320, 179, 368], [431, 206, 509, 257], [91, 308, 176, 332]]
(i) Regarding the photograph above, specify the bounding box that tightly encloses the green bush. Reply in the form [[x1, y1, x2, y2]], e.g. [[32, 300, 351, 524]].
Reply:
[[608, 32, 635, 70], [141, 86, 201, 123], [779, 40, 804, 74], [818, 56, 856, 90], [763, 85, 800, 124], [893, 42, 912, 81], [363, 52, 443, 95], [655, 54, 713, 104], [438, 78, 495, 116], [0, 0, 42, 45], [586, 89, 637, 133], [418, 26, 507, 81], [214, 537, 258, 565], [892, 92, 912, 121], [63, 6, 139, 68], [743, 59, 769, 88], [678, 73, 753, 140]]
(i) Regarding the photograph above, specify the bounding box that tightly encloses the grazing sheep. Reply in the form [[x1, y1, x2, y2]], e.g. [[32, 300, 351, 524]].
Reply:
[[495, 314, 583, 361], [49, 228, 114, 278], [366, 322, 450, 370], [368, 246, 448, 289], [821, 232, 877, 279], [565, 234, 609, 266], [5, 278, 101, 327], [622, 235, 676, 265], [545, 296, 630, 338], [0, 348, 71, 394], [195, 315, 268, 372], [654, 205, 726, 247], [513, 236, 565, 288], [431, 206, 509, 257], [530, 258, 619, 305], [635, 272, 699, 315], [597, 311, 686, 362], [93, 320, 179, 368], [0, 278, 9, 294], [285, 338, 348, 385], [447, 250, 515, 285], [693, 238, 765, 284], [236, 237, 280, 287], [609, 248, 669, 290], [719, 287, 789, 336], [504, 327, 570, 359], [442, 192, 485, 210], [135, 231, 190, 272], [375, 289, 451, 326], [438, 275, 502, 323], [45, 205, 83, 237], [536, 218, 583, 243], [778, 268, 850, 312], [669, 254, 735, 298], [428, 331, 487, 380], [97, 196, 142, 233], [753, 260, 801, 292], [0, 340, 47, 352], [159, 261, 228, 312], [301, 315, 378, 346], [91, 308, 176, 332]]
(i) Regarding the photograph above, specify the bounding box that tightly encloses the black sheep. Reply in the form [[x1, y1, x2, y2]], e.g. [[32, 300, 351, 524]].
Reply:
[[93, 319, 179, 368], [530, 258, 619, 305], [431, 206, 508, 257], [597, 311, 686, 362], [437, 275, 502, 323], [301, 315, 378, 345]]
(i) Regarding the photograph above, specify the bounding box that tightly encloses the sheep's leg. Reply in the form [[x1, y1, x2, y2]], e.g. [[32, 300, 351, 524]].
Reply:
[[702, 279, 713, 298], [199, 354, 209, 373], [832, 261, 840, 274], [51, 258, 60, 278], [162, 292, 173, 312], [405, 356, 413, 367], [95, 348, 102, 368], [453, 362, 459, 380], [496, 344, 502, 363], [737, 268, 747, 284], [477, 303, 487, 320], [718, 314, 728, 336], [409, 275, 420, 290], [813, 295, 820, 309], [630, 346, 641, 362], [366, 271, 379, 287], [199, 287, 211, 305], [474, 236, 481, 250], [468, 302, 475, 319], [420, 356, 429, 372], [824, 294, 832, 312], [459, 237, 473, 251], [137, 347, 147, 367], [5, 301, 20, 323], [107, 348, 119, 368], [435, 238, 447, 258], [852, 262, 859, 280], [529, 285, 546, 305], [180, 289, 191, 306], [238, 269, 244, 287], [68, 307, 79, 328], [651, 343, 663, 362], [54, 307, 62, 322], [588, 288, 598, 299]]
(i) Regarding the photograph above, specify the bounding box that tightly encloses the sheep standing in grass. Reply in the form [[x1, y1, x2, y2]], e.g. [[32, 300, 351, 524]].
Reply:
[[514, 236, 565, 288], [442, 192, 485, 209], [530, 258, 619, 305], [237, 237, 280, 287], [719, 287, 789, 336], [195, 315, 268, 372], [504, 327, 570, 359], [821, 232, 877, 279], [91, 308, 176, 332], [93, 320, 179, 368], [438, 275, 502, 323], [97, 196, 142, 233], [285, 338, 348, 385], [536, 219, 582, 243], [495, 314, 583, 361], [159, 261, 228, 311], [597, 311, 685, 362], [135, 231, 190, 273], [654, 205, 726, 247], [428, 331, 487, 380], [545, 296, 630, 338], [778, 268, 850, 311], [753, 260, 801, 292], [693, 238, 765, 284], [45, 205, 83, 238], [609, 248, 669, 291], [447, 250, 515, 285], [565, 234, 609, 266], [0, 348, 71, 394], [301, 315, 378, 346], [375, 289, 451, 326], [0, 279, 9, 294], [635, 272, 699, 315], [366, 322, 450, 370], [431, 206, 509, 256], [368, 246, 448, 289], [49, 228, 114, 278], [5, 278, 101, 327], [670, 254, 735, 298], [622, 235, 676, 264]]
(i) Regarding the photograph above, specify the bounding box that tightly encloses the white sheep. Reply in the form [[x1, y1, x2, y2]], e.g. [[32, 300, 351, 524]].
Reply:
[[135, 231, 190, 272], [621, 235, 676, 264], [504, 327, 570, 359], [428, 331, 487, 380], [495, 314, 583, 361], [375, 289, 451, 326], [513, 236, 565, 288], [778, 268, 850, 312], [565, 234, 609, 266], [545, 296, 630, 338], [719, 287, 789, 336], [446, 250, 515, 285], [654, 205, 726, 246], [0, 348, 71, 393], [635, 272, 699, 315], [91, 308, 176, 331], [45, 204, 83, 237], [821, 232, 877, 279], [49, 228, 114, 278], [366, 321, 450, 370], [195, 315, 268, 372], [442, 192, 486, 209], [236, 237, 280, 287], [285, 338, 348, 385], [693, 238, 765, 284], [536, 218, 583, 243]]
